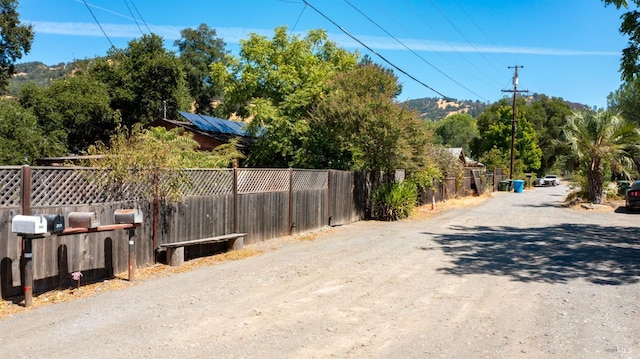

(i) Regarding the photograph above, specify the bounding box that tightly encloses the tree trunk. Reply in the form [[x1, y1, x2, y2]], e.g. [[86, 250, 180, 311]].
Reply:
[[588, 158, 604, 204]]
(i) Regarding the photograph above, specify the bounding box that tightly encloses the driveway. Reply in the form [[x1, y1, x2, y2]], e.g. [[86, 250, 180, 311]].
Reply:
[[1, 184, 639, 358]]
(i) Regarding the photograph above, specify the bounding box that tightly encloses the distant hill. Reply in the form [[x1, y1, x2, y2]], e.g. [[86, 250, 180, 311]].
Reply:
[[402, 97, 489, 121], [8, 61, 75, 96], [402, 95, 591, 121]]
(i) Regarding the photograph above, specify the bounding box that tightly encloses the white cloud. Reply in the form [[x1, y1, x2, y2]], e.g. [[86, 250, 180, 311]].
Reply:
[[28, 21, 619, 57]]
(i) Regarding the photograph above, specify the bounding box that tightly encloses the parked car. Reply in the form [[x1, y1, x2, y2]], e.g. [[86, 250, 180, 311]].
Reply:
[[626, 181, 640, 210], [535, 175, 560, 186]]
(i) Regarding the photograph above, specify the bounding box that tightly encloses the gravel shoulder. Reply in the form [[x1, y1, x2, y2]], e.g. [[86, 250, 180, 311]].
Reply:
[[1, 185, 639, 358]]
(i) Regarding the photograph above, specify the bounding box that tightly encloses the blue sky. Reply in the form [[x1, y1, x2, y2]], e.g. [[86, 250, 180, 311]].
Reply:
[[17, 0, 632, 108]]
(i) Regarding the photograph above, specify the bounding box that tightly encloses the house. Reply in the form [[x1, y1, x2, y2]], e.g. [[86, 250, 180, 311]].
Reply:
[[148, 111, 255, 154]]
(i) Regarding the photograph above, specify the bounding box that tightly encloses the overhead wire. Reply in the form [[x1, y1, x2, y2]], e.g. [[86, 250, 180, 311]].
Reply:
[[369, 0, 501, 93], [343, 0, 487, 101], [123, 0, 144, 35], [426, 0, 506, 79], [82, 0, 115, 49], [129, 0, 152, 33], [399, 0, 504, 89], [291, 2, 307, 34], [302, 0, 449, 99]]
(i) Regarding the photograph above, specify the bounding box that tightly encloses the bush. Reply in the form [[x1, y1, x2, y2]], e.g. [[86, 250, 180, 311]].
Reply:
[[372, 181, 418, 221]]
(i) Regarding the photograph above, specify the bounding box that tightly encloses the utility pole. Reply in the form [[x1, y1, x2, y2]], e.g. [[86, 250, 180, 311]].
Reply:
[[502, 66, 528, 180]]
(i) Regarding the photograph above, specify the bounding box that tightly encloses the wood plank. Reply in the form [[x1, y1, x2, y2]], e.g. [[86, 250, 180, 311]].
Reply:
[[159, 233, 247, 248]]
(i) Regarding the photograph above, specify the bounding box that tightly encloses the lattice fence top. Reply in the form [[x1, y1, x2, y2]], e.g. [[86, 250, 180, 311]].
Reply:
[[181, 169, 233, 196], [237, 169, 290, 194], [0, 167, 21, 207], [293, 170, 328, 190]]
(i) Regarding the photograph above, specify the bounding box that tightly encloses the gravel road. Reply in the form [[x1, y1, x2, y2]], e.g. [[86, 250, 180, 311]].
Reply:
[[1, 184, 639, 358]]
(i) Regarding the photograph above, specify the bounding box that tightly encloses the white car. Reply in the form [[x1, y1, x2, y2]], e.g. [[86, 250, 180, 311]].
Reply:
[[538, 175, 560, 186]]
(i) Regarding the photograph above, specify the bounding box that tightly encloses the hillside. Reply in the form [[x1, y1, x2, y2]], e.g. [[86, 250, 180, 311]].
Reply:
[[402, 97, 489, 121], [8, 61, 75, 96]]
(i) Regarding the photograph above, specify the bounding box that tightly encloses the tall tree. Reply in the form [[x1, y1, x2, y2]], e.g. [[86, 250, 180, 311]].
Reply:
[[90, 34, 191, 128], [433, 113, 479, 154], [19, 75, 115, 153], [212, 26, 358, 167], [174, 24, 228, 114], [303, 63, 425, 171], [603, 0, 640, 81], [0, 0, 33, 93], [563, 110, 640, 203], [0, 99, 63, 164]]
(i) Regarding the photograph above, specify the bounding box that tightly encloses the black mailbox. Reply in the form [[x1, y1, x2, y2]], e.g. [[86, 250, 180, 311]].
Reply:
[[43, 214, 65, 233]]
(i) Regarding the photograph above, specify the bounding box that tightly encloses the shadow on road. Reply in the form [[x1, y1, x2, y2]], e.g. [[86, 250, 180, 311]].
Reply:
[[421, 224, 640, 285]]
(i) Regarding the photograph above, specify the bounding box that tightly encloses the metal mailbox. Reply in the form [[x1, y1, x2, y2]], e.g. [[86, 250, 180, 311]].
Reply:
[[43, 214, 65, 233], [12, 215, 47, 234], [68, 212, 100, 229], [114, 209, 143, 224]]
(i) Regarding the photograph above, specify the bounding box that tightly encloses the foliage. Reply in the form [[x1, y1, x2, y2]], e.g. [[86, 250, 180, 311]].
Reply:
[[603, 0, 640, 81], [304, 63, 424, 171], [0, 0, 33, 93], [174, 24, 228, 114], [89, 34, 192, 129], [8, 61, 71, 96], [474, 98, 542, 174], [0, 99, 64, 164], [480, 146, 510, 174], [433, 113, 479, 154], [86, 126, 202, 202], [372, 181, 417, 221], [212, 26, 358, 167], [424, 145, 463, 179], [562, 109, 640, 203], [408, 164, 443, 192], [19, 75, 116, 153]]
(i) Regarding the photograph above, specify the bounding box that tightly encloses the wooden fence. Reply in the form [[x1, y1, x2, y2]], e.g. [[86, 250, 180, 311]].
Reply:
[[0, 165, 485, 298]]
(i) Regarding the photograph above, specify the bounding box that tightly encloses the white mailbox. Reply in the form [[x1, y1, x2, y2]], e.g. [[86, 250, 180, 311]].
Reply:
[[114, 209, 143, 224], [12, 215, 47, 234]]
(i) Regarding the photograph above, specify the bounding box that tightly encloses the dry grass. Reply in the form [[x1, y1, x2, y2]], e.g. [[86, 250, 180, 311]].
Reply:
[[0, 247, 263, 321], [409, 192, 492, 221]]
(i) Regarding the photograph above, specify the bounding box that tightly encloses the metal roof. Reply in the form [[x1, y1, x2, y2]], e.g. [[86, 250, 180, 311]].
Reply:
[[178, 111, 250, 137]]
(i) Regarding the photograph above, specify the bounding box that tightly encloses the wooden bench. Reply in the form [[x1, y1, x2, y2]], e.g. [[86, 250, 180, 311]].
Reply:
[[160, 233, 246, 266]]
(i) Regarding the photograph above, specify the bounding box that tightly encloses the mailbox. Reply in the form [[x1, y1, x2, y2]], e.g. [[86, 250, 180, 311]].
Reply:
[[43, 214, 65, 233], [68, 212, 100, 229], [12, 215, 47, 234], [114, 209, 143, 224]]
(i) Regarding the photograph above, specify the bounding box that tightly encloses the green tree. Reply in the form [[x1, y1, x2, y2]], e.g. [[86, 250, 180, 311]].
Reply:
[[174, 24, 228, 115], [211, 26, 358, 167], [608, 76, 640, 125], [90, 34, 191, 128], [0, 0, 33, 93], [0, 99, 63, 164], [525, 95, 573, 175], [302, 63, 433, 172], [19, 75, 116, 153], [563, 110, 640, 203], [474, 100, 542, 176], [434, 113, 479, 154]]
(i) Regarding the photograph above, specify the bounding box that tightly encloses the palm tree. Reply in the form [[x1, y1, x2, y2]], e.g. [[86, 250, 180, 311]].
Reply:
[[564, 110, 640, 204]]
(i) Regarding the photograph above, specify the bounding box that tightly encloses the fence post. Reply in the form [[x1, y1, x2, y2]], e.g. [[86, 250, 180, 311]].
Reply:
[[233, 168, 238, 233], [327, 170, 332, 226], [288, 168, 293, 235], [20, 165, 33, 306]]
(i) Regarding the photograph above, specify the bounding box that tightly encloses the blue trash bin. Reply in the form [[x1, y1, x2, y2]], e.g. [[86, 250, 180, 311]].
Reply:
[[513, 180, 525, 193]]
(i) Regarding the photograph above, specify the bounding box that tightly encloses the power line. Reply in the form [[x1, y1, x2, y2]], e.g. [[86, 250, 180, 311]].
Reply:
[[343, 0, 487, 101], [291, 3, 307, 34], [82, 0, 115, 49], [426, 0, 505, 77], [128, 0, 152, 34], [399, 0, 503, 90], [123, 0, 143, 35], [302, 0, 449, 99]]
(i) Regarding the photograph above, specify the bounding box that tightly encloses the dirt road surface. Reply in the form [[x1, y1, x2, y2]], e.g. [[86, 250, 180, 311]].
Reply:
[[1, 184, 639, 358]]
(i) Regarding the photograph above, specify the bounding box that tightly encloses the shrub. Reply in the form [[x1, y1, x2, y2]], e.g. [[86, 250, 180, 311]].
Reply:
[[372, 181, 418, 221]]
